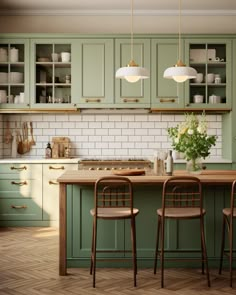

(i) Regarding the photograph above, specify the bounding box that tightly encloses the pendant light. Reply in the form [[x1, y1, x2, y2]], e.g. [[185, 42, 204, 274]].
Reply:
[[115, 0, 149, 83], [163, 0, 197, 83]]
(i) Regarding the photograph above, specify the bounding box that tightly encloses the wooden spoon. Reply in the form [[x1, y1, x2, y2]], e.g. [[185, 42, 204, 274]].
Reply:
[[30, 121, 36, 146]]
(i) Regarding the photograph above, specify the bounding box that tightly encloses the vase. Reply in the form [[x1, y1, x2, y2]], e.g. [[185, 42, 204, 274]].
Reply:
[[186, 158, 202, 174]]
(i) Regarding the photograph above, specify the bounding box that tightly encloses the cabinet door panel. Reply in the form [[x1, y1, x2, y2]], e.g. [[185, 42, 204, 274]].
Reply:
[[151, 39, 184, 109], [115, 39, 150, 107], [75, 39, 114, 107]]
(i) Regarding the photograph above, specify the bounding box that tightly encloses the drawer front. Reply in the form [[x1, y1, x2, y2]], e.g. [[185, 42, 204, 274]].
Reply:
[[0, 164, 42, 179], [0, 179, 42, 200], [0, 199, 42, 220], [42, 163, 77, 221]]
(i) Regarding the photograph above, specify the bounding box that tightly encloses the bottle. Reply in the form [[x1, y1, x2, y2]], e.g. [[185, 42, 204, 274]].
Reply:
[[165, 150, 173, 176], [45, 142, 52, 158]]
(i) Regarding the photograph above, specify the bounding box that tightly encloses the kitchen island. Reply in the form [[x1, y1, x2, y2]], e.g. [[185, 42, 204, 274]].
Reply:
[[57, 170, 236, 276]]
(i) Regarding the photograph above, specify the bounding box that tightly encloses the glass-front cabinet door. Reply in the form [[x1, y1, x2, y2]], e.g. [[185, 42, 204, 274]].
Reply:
[[0, 39, 30, 109], [184, 39, 232, 109], [30, 39, 77, 109]]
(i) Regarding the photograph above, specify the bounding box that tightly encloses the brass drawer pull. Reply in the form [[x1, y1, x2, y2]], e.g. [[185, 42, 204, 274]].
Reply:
[[85, 98, 101, 103], [10, 166, 27, 171], [160, 98, 176, 103], [49, 180, 59, 185], [11, 181, 27, 186], [123, 98, 139, 103], [49, 166, 65, 170], [11, 205, 27, 209]]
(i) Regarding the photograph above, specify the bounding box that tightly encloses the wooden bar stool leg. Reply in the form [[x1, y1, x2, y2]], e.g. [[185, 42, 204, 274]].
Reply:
[[200, 234, 205, 274], [154, 215, 161, 274], [131, 217, 137, 286], [200, 216, 211, 287], [219, 216, 226, 274], [92, 218, 97, 288], [90, 222, 95, 275], [160, 216, 165, 288], [229, 217, 233, 287]]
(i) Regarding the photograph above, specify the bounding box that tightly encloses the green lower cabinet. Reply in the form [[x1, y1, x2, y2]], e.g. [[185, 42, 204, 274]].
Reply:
[[66, 184, 236, 268]]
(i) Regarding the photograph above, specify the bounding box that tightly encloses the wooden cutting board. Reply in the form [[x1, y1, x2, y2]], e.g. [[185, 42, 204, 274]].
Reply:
[[112, 169, 145, 176]]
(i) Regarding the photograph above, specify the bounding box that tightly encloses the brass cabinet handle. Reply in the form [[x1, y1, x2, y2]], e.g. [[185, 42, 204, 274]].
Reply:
[[123, 98, 139, 103], [160, 98, 176, 103], [11, 181, 27, 186], [85, 98, 101, 103], [49, 166, 65, 170], [10, 166, 27, 171], [49, 180, 59, 185], [11, 205, 27, 209]]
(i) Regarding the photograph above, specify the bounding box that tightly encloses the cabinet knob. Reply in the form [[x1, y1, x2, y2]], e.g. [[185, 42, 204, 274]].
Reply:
[[10, 166, 27, 171], [11, 181, 27, 186]]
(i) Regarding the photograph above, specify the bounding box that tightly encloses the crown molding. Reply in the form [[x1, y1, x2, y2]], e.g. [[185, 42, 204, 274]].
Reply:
[[0, 9, 236, 16]]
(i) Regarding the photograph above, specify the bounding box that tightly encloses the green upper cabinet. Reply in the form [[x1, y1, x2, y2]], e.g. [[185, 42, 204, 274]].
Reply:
[[0, 38, 30, 109], [30, 39, 77, 109], [115, 38, 151, 108], [151, 39, 184, 109], [184, 38, 232, 109], [74, 39, 114, 108]]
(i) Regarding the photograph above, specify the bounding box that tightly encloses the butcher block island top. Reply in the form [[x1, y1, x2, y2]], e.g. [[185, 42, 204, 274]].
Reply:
[[57, 169, 236, 185]]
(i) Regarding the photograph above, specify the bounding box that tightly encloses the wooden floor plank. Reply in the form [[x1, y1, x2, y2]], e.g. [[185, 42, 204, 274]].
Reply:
[[0, 227, 235, 294]]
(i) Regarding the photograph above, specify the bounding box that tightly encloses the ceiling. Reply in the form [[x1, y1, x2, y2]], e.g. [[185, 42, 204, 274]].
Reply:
[[0, 0, 235, 15], [0, 0, 235, 34]]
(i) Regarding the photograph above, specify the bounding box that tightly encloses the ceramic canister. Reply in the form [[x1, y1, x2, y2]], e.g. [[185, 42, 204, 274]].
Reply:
[[10, 47, 19, 62]]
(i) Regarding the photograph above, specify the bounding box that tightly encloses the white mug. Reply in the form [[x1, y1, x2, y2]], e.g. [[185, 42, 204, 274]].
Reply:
[[61, 52, 71, 62], [10, 47, 19, 62], [51, 53, 59, 62], [19, 92, 24, 103]]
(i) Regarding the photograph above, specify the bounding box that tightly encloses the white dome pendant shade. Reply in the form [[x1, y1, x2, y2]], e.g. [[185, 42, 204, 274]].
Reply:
[[115, 0, 149, 83], [163, 59, 197, 83], [163, 0, 197, 83], [116, 59, 149, 83]]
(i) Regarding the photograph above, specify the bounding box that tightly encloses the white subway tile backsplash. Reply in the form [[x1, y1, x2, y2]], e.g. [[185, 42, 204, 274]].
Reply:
[[1, 113, 222, 160]]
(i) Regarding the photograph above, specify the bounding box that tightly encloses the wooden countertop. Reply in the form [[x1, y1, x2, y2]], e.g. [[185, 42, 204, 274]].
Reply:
[[57, 169, 236, 185]]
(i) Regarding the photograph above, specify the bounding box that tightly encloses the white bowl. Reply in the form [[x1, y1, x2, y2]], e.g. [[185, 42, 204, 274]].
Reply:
[[9, 72, 23, 83], [193, 95, 204, 103], [0, 72, 8, 83], [206, 73, 215, 83]]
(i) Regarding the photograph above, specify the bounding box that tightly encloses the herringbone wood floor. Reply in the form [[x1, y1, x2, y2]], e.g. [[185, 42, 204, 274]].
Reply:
[[0, 227, 235, 295]]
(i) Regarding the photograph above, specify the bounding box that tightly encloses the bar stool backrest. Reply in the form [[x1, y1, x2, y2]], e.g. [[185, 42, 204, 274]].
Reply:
[[230, 179, 236, 217], [162, 176, 202, 211], [94, 176, 134, 215]]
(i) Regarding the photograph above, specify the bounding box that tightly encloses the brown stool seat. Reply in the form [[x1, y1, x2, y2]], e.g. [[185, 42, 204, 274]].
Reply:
[[222, 208, 236, 217], [90, 176, 139, 288], [157, 208, 206, 218], [154, 176, 210, 288], [90, 207, 139, 218]]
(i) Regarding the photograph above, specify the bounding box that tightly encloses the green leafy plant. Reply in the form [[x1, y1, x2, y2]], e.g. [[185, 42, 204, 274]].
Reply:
[[167, 112, 217, 164]]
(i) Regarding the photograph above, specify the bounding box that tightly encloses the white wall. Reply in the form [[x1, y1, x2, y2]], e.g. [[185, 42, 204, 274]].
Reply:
[[1, 113, 221, 159], [0, 15, 235, 34]]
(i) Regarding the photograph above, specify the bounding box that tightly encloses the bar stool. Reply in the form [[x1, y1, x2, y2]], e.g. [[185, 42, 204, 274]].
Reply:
[[153, 176, 210, 288], [90, 176, 139, 288], [219, 179, 236, 287]]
